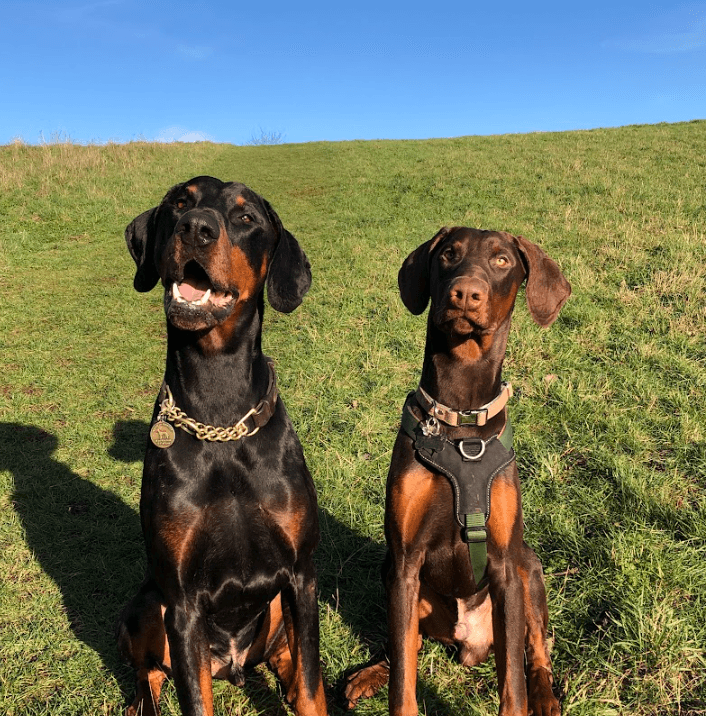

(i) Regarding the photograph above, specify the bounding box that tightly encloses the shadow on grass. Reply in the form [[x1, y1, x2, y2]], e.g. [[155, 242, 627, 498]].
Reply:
[[3, 421, 142, 699]]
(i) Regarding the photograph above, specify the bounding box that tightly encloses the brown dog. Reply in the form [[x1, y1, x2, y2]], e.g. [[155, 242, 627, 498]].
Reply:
[[345, 227, 570, 715]]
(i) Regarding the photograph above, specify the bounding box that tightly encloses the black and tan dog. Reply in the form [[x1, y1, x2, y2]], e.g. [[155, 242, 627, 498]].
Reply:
[[117, 176, 327, 716], [345, 227, 571, 715]]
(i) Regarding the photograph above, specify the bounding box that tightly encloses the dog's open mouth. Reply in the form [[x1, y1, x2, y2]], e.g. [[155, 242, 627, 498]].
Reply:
[[166, 261, 236, 329]]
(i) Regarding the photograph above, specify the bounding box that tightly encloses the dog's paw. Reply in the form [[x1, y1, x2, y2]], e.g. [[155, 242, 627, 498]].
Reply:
[[528, 667, 561, 716], [344, 661, 390, 709]]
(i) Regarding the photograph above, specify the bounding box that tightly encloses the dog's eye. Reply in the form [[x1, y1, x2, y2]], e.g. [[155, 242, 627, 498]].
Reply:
[[175, 200, 187, 210], [241, 214, 253, 223], [441, 248, 456, 261], [495, 255, 509, 267]]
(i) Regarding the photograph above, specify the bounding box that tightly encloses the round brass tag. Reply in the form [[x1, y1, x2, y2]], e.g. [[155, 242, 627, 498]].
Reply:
[[150, 421, 176, 449]]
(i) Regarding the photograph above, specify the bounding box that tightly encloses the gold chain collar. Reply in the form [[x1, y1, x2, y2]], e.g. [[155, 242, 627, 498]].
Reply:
[[149, 361, 278, 447], [158, 385, 262, 442]]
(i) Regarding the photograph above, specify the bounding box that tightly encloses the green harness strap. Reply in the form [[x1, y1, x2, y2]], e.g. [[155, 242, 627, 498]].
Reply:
[[464, 512, 489, 588]]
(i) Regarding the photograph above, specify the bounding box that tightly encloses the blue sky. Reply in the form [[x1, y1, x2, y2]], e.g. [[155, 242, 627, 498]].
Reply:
[[1, 1, 704, 145]]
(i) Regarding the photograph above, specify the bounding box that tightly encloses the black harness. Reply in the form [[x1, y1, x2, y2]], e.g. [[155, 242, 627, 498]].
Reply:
[[401, 392, 515, 588]]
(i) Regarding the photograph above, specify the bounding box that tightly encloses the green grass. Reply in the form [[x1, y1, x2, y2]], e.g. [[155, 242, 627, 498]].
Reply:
[[1, 121, 705, 715]]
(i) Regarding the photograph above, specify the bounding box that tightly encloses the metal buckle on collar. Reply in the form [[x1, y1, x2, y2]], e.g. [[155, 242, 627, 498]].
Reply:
[[457, 438, 486, 461], [457, 408, 488, 427]]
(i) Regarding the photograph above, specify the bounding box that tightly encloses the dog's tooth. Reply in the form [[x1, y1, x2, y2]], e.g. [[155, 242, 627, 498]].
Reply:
[[194, 288, 212, 306], [172, 282, 185, 302]]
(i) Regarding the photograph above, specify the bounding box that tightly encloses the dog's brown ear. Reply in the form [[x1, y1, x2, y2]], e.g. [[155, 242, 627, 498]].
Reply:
[[513, 235, 571, 327], [263, 200, 312, 313], [398, 227, 450, 314], [125, 208, 160, 292]]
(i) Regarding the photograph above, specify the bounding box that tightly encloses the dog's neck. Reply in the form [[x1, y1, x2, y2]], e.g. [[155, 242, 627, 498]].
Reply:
[[419, 312, 512, 415], [162, 296, 271, 424]]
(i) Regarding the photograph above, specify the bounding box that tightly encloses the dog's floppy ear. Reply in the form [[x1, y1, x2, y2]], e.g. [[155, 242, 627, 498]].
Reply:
[[125, 208, 160, 292], [398, 227, 450, 315], [513, 235, 571, 327], [263, 200, 312, 313]]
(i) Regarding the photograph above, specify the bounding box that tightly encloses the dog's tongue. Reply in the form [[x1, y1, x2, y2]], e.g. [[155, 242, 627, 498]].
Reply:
[[178, 281, 207, 302]]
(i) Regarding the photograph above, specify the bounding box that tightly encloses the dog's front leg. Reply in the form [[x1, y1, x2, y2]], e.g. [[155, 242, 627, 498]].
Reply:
[[489, 557, 527, 715], [281, 564, 328, 716], [488, 470, 528, 716], [521, 545, 561, 716], [387, 554, 423, 716], [164, 604, 214, 716]]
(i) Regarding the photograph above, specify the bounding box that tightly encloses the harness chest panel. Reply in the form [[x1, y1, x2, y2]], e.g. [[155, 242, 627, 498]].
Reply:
[[415, 434, 515, 525]]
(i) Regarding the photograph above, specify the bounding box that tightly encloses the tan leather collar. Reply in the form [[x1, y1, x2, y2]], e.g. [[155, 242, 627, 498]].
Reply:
[[415, 381, 513, 427]]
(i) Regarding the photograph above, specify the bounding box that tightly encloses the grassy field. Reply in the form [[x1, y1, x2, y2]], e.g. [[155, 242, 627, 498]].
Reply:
[[0, 121, 705, 715]]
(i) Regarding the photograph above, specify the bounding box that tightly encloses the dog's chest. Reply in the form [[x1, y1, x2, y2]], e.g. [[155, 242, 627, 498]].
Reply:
[[149, 483, 300, 587]]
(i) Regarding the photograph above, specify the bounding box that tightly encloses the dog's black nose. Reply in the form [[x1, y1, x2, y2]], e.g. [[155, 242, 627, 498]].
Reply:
[[175, 211, 220, 246]]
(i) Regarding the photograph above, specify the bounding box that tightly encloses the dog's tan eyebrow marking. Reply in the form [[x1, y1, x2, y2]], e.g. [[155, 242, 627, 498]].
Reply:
[[186, 185, 198, 194], [235, 195, 247, 207]]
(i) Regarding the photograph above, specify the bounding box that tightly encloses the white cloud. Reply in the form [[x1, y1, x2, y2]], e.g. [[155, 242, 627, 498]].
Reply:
[[155, 126, 214, 143]]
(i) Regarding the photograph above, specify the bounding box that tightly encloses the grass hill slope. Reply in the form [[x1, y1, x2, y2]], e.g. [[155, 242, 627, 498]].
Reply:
[[1, 121, 705, 715]]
